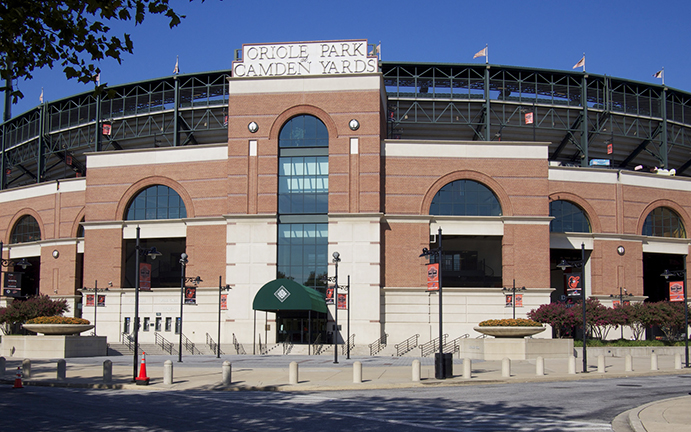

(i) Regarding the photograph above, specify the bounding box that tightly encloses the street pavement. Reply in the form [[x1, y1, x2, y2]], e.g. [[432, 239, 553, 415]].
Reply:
[[1, 353, 690, 431]]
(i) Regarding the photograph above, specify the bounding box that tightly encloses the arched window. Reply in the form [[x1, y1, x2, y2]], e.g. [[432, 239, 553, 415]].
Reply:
[[430, 180, 502, 216], [550, 200, 591, 233], [125, 185, 187, 220], [642, 207, 686, 238], [11, 215, 41, 243], [279, 114, 329, 148]]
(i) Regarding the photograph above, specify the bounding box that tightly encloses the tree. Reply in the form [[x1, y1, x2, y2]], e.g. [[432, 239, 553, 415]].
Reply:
[[0, 294, 69, 334], [0, 0, 200, 101]]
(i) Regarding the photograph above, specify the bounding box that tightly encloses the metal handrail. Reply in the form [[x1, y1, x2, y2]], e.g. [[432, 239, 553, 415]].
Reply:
[[395, 334, 420, 357], [180, 333, 201, 355], [258, 334, 267, 355], [341, 334, 356, 355], [232, 333, 246, 355], [443, 334, 469, 354], [312, 333, 324, 355], [155, 332, 177, 355], [420, 334, 448, 357], [122, 332, 139, 353], [368, 333, 388, 356], [283, 340, 294, 355], [205, 333, 224, 355]]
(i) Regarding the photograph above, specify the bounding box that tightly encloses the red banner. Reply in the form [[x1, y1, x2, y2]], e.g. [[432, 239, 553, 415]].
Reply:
[[86, 294, 95, 306], [221, 294, 227, 310], [525, 112, 534, 124], [325, 287, 335, 304], [337, 293, 347, 310], [427, 263, 439, 291], [515, 294, 523, 307], [670, 281, 684, 302], [139, 263, 151, 291]]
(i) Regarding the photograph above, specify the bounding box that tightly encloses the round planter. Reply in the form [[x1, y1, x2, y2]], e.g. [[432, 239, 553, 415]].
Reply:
[[474, 326, 546, 338], [22, 323, 94, 335]]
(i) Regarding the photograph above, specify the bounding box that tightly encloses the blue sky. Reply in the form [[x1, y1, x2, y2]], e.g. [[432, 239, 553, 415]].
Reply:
[[6, 0, 691, 117]]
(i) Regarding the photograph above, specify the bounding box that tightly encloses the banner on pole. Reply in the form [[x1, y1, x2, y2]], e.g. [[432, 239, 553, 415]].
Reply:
[[185, 286, 196, 305], [427, 263, 439, 291], [337, 293, 347, 310], [221, 293, 228, 310], [325, 287, 335, 304], [670, 281, 684, 302], [139, 263, 151, 291], [566, 273, 582, 297]]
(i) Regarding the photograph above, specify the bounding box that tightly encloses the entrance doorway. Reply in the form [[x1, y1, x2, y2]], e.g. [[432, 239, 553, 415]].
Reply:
[[276, 311, 327, 344]]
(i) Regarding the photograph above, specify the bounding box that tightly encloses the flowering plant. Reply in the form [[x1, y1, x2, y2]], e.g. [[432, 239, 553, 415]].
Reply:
[[478, 318, 542, 327], [26, 316, 90, 325]]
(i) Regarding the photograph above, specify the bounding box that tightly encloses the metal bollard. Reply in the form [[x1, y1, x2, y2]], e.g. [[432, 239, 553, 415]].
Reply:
[[501, 357, 511, 378], [463, 358, 472, 379], [651, 352, 658, 371], [536, 356, 544, 376], [57, 359, 66, 380], [164, 360, 173, 385], [0, 356, 5, 376], [625, 354, 633, 372], [353, 361, 362, 383], [675, 353, 682, 370], [568, 355, 576, 374], [22, 359, 31, 379], [222, 361, 231, 385], [289, 361, 298, 385], [412, 359, 421, 382], [597, 355, 605, 373], [103, 360, 112, 383]]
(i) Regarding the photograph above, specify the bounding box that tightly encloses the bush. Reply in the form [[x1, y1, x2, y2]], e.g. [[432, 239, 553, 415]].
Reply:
[[26, 316, 89, 325], [528, 302, 578, 338], [0, 295, 69, 334]]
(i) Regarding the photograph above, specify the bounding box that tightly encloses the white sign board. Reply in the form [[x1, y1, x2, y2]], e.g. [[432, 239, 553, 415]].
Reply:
[[233, 40, 378, 78]]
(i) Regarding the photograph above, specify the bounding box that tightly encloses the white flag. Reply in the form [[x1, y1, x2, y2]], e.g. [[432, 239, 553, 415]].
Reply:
[[572, 55, 585, 70], [173, 56, 179, 74], [473, 47, 487, 59], [95, 73, 100, 85], [653, 70, 663, 79], [39, 88, 43, 103]]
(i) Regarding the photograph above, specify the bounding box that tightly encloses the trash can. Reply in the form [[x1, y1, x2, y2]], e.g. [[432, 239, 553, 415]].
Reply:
[[435, 352, 453, 379]]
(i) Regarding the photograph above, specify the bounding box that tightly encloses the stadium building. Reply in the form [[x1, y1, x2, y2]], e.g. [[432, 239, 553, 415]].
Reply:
[[0, 39, 690, 354]]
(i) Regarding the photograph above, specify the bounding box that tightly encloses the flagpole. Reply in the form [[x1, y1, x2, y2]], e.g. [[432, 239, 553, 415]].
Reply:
[[485, 44, 489, 65], [582, 52, 586, 72], [662, 67, 665, 86]]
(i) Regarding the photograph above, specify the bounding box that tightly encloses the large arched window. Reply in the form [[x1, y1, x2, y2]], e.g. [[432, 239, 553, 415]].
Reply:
[[125, 185, 187, 220], [429, 180, 502, 216], [277, 114, 329, 291], [642, 207, 686, 238], [11, 215, 41, 243], [550, 200, 591, 233]]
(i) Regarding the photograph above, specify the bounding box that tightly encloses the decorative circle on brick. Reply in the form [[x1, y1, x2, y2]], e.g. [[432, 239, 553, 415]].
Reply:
[[248, 121, 259, 133], [349, 119, 360, 131]]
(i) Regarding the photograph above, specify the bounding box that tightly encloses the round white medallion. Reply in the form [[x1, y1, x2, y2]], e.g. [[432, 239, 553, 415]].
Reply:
[[617, 246, 625, 256], [248, 121, 259, 133], [349, 119, 360, 131]]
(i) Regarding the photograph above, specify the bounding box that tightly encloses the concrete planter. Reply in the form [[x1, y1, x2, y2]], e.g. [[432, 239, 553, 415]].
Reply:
[[22, 323, 94, 335], [474, 326, 546, 338]]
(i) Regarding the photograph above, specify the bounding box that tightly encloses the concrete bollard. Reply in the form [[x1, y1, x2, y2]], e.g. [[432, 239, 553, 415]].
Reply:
[[22, 359, 31, 379], [501, 357, 511, 378], [568, 355, 576, 374], [625, 354, 633, 372], [412, 359, 421, 382], [651, 352, 658, 371], [222, 361, 232, 385], [164, 360, 173, 385], [597, 355, 605, 373], [0, 356, 5, 376], [463, 358, 472, 379], [57, 359, 66, 380], [675, 353, 682, 370], [353, 361, 362, 383], [103, 360, 112, 383], [536, 356, 544, 376], [289, 361, 298, 385]]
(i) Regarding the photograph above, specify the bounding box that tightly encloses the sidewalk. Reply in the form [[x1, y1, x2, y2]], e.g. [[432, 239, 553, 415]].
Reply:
[[2, 354, 691, 431]]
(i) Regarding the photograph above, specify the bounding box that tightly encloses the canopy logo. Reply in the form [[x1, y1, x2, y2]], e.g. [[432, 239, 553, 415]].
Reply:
[[274, 286, 290, 303]]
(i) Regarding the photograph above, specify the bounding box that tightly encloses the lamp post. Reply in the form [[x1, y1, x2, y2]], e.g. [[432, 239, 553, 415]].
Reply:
[[557, 243, 588, 373], [178, 252, 202, 362], [0, 241, 32, 298], [609, 287, 633, 339], [420, 227, 445, 379], [217, 276, 232, 358], [80, 280, 109, 336], [346, 275, 351, 360], [132, 226, 162, 381], [661, 261, 689, 368], [502, 279, 526, 319], [332, 251, 340, 364]]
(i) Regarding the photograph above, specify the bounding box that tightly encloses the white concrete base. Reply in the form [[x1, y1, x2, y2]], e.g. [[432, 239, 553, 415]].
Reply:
[[1, 335, 108, 359], [460, 338, 573, 361]]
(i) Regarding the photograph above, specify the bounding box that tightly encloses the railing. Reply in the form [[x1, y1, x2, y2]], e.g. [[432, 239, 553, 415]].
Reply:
[[205, 333, 224, 356], [395, 334, 420, 357], [283, 340, 294, 355], [341, 334, 355, 355], [420, 334, 449, 357], [312, 333, 325, 355], [122, 332, 138, 353], [369, 333, 388, 356], [232, 333, 246, 355], [180, 333, 202, 355], [443, 334, 469, 354], [258, 334, 267, 355], [155, 332, 177, 355]]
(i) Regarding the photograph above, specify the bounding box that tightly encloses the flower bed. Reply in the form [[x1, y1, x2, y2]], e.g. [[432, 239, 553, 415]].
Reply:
[[23, 316, 93, 335], [478, 318, 542, 327], [26, 316, 90, 325]]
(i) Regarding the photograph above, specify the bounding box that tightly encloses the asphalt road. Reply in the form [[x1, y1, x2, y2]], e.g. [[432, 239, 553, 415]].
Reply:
[[2, 375, 691, 431]]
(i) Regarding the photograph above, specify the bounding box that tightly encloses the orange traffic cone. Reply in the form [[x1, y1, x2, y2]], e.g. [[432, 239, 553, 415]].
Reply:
[[13, 367, 23, 389], [135, 352, 150, 385]]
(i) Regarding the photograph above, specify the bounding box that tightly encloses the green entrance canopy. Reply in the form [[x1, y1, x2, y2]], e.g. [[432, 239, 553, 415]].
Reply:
[[253, 278, 327, 313]]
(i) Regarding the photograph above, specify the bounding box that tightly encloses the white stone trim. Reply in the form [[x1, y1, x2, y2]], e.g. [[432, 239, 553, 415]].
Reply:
[[86, 143, 227, 169], [228, 74, 381, 94], [383, 140, 549, 159], [0, 178, 86, 203]]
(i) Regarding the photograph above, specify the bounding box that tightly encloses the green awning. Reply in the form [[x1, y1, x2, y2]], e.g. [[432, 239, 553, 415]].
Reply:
[[253, 279, 327, 313]]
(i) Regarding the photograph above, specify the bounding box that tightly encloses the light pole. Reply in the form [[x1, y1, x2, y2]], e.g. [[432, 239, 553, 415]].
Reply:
[[557, 243, 588, 373], [132, 226, 161, 381], [332, 251, 340, 364], [178, 252, 202, 362], [420, 227, 445, 379], [609, 287, 632, 339], [80, 280, 109, 336], [661, 260, 689, 368], [502, 279, 526, 319], [346, 275, 351, 360], [217, 276, 231, 358]]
